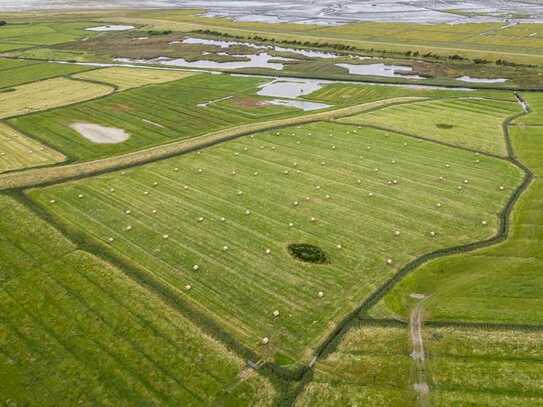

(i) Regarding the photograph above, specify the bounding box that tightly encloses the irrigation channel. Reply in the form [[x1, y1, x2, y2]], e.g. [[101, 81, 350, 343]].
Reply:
[[0, 63, 537, 405]]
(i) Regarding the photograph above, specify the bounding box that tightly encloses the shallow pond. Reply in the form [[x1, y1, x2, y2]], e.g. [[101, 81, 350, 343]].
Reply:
[[70, 123, 130, 144], [257, 79, 325, 98], [336, 63, 424, 79], [85, 25, 134, 32], [456, 76, 508, 84]]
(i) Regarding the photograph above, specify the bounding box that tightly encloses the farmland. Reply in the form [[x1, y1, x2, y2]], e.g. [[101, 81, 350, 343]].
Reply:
[[296, 324, 415, 406], [0, 194, 276, 405], [339, 97, 521, 156], [426, 327, 543, 405], [0, 77, 114, 119], [0, 123, 65, 173], [28, 120, 522, 365], [0, 58, 94, 89], [376, 117, 543, 326], [73, 67, 195, 90], [1, 6, 543, 405], [7, 74, 298, 161]]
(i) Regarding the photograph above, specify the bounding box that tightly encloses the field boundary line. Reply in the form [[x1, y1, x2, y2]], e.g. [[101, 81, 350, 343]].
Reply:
[[0, 96, 425, 191]]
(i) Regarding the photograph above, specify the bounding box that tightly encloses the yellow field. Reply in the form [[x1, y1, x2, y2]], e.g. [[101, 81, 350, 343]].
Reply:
[[0, 123, 65, 173], [0, 77, 113, 119], [74, 67, 194, 91]]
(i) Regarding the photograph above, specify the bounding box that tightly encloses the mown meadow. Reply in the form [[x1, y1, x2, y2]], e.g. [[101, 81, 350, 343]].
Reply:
[[8, 73, 298, 161], [0, 194, 276, 405], [28, 120, 522, 366]]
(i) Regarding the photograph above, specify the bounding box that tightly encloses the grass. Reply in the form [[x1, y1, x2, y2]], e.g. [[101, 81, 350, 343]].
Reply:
[[375, 122, 543, 325], [73, 67, 195, 91], [306, 83, 516, 105], [426, 327, 543, 405], [295, 324, 416, 406], [338, 97, 521, 156], [0, 123, 65, 174], [0, 21, 99, 46], [28, 121, 522, 364], [513, 92, 543, 125], [0, 193, 276, 405], [0, 59, 94, 89], [8, 74, 297, 161], [0, 77, 114, 119]]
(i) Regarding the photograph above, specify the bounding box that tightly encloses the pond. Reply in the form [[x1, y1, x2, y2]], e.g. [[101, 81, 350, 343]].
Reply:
[[336, 63, 424, 79], [456, 76, 508, 84], [85, 25, 134, 32]]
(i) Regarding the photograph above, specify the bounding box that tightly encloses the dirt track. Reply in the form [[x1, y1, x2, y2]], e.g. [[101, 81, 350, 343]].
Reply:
[[409, 298, 430, 406]]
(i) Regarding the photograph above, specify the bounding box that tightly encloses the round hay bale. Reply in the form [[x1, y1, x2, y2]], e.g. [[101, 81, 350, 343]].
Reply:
[[273, 310, 280, 317], [318, 291, 324, 298], [50, 199, 56, 204], [162, 234, 169, 239], [223, 245, 229, 251], [262, 337, 269, 345], [198, 217, 204, 222], [499, 186, 505, 191], [185, 284, 192, 291], [386, 258, 393, 265], [265, 248, 271, 255], [192, 265, 199, 271]]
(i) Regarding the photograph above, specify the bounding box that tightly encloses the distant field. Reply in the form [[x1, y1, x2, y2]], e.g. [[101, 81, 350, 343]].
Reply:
[[377, 124, 543, 325], [0, 123, 64, 173], [426, 327, 543, 405], [8, 74, 295, 161], [0, 21, 98, 46], [339, 98, 520, 156], [296, 324, 415, 405], [0, 77, 114, 119], [73, 67, 194, 90], [0, 59, 94, 88], [0, 194, 275, 405], [29, 121, 521, 364]]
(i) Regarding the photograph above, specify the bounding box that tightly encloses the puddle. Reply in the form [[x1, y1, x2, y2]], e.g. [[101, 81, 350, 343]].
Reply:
[[125, 53, 290, 71], [267, 99, 330, 111], [181, 37, 339, 59], [336, 63, 424, 79], [257, 78, 330, 111], [257, 79, 325, 98], [85, 25, 134, 32], [456, 76, 508, 84], [70, 123, 130, 144]]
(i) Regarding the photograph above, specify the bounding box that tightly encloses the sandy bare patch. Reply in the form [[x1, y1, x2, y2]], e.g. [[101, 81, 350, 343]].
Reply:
[[70, 123, 130, 144]]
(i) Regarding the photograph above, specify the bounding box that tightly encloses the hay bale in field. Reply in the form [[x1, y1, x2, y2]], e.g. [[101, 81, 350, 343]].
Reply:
[[192, 264, 199, 271], [273, 310, 280, 317], [318, 291, 324, 298], [185, 284, 192, 291], [265, 248, 271, 255], [262, 337, 269, 345]]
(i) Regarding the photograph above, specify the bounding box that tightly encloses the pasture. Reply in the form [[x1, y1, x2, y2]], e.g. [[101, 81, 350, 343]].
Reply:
[[29, 121, 522, 364], [0, 194, 275, 405], [0, 58, 93, 89], [8, 74, 296, 161], [73, 67, 194, 90], [376, 118, 543, 326], [295, 324, 415, 406], [0, 123, 65, 173], [0, 77, 114, 119], [339, 97, 520, 156], [426, 327, 543, 405]]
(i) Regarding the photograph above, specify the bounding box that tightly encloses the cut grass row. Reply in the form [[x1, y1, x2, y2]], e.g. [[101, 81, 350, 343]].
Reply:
[[0, 77, 114, 119], [339, 97, 521, 156], [0, 193, 276, 405], [0, 123, 65, 174], [28, 121, 522, 364]]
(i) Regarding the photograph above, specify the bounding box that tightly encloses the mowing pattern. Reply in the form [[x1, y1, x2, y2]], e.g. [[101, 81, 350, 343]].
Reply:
[[426, 327, 543, 405], [0, 195, 275, 405], [30, 121, 522, 362], [73, 67, 194, 91], [0, 77, 114, 119], [296, 325, 416, 406], [9, 74, 295, 161], [0, 123, 65, 173], [0, 58, 93, 89], [339, 98, 520, 156], [379, 124, 543, 325]]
